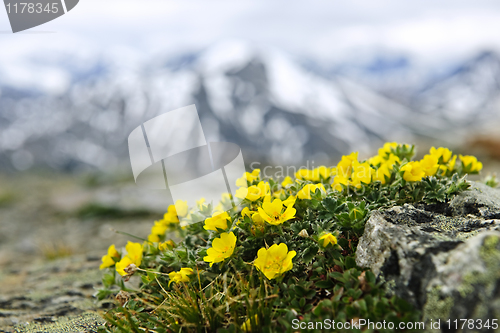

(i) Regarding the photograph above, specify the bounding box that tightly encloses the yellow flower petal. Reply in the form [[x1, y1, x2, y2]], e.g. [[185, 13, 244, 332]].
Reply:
[[125, 241, 143, 266], [116, 256, 134, 276]]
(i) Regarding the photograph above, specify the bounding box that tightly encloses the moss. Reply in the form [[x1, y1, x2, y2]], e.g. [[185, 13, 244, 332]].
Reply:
[[423, 285, 454, 322], [482, 234, 500, 253], [457, 235, 500, 298], [472, 302, 489, 320]]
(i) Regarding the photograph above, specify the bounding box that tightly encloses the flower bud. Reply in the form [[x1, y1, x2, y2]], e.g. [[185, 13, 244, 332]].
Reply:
[[124, 263, 137, 276], [115, 290, 130, 306], [298, 229, 309, 238]]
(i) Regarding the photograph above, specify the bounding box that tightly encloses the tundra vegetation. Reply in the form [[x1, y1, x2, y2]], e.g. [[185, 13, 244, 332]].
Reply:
[[97, 143, 487, 332]]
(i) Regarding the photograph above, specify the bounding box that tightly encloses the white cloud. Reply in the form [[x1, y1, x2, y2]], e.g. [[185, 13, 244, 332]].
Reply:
[[0, 0, 499, 74]]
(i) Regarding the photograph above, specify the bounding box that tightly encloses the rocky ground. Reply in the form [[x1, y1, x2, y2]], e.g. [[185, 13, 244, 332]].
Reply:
[[0, 172, 169, 332], [357, 182, 500, 333]]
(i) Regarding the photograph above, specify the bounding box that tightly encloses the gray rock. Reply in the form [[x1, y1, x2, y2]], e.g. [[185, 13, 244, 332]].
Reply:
[[449, 182, 500, 219], [356, 182, 500, 331]]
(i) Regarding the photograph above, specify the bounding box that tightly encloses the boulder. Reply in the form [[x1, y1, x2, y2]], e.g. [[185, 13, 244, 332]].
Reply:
[[356, 182, 500, 331]]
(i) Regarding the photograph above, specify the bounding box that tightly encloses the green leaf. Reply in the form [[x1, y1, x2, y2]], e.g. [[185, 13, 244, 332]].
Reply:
[[315, 280, 334, 289], [302, 245, 319, 263], [345, 256, 357, 269]]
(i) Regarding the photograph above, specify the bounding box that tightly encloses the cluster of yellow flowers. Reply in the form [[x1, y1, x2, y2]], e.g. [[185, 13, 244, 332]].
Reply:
[[326, 143, 482, 188], [100, 142, 483, 283], [147, 202, 188, 242], [100, 241, 144, 276], [401, 147, 482, 182], [168, 267, 194, 286], [200, 168, 341, 280]]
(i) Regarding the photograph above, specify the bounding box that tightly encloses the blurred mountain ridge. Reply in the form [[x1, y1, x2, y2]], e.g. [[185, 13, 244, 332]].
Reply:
[[0, 41, 499, 172], [410, 50, 500, 125]]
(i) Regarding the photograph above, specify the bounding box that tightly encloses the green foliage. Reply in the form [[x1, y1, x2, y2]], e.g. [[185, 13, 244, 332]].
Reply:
[[484, 174, 499, 188], [76, 203, 155, 219], [0, 190, 15, 207]]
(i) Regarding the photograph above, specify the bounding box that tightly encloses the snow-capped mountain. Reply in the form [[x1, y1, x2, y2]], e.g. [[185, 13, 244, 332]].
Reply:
[[0, 42, 498, 171], [190, 42, 432, 165], [410, 51, 500, 128]]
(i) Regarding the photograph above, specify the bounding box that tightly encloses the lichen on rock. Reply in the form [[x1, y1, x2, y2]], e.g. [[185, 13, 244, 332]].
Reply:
[[356, 182, 500, 330]]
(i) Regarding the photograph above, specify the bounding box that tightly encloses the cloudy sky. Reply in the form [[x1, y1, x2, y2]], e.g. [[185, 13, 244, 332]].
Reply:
[[0, 0, 499, 80]]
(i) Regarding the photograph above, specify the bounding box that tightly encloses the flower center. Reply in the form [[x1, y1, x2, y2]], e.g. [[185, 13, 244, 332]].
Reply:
[[265, 261, 282, 272]]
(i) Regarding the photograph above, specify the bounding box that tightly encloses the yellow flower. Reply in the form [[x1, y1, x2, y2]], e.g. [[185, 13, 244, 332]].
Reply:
[[115, 243, 142, 276], [296, 166, 333, 182], [239, 207, 256, 225], [438, 155, 457, 175], [168, 268, 194, 286], [249, 212, 265, 235], [125, 241, 143, 266], [116, 256, 134, 276], [241, 207, 255, 219], [254, 243, 296, 280], [258, 198, 296, 225], [383, 154, 400, 170], [197, 197, 206, 208], [236, 181, 269, 201], [162, 205, 180, 225], [148, 234, 160, 243], [336, 152, 359, 177], [373, 164, 391, 184], [350, 161, 372, 188], [319, 233, 337, 247], [99, 244, 120, 270], [332, 175, 349, 192], [449, 155, 457, 171], [281, 176, 293, 187], [241, 315, 259, 332], [220, 193, 232, 204], [401, 161, 425, 182], [174, 200, 189, 217], [420, 154, 439, 177], [159, 240, 175, 251], [295, 169, 313, 181], [297, 183, 325, 200], [213, 202, 225, 215], [204, 232, 237, 267], [311, 166, 331, 182], [236, 177, 247, 188], [282, 195, 296, 207], [459, 155, 483, 173], [378, 142, 398, 158], [430, 147, 453, 164], [251, 212, 265, 225], [257, 181, 270, 196], [251, 169, 261, 177], [236, 169, 261, 187], [148, 220, 168, 243], [370, 153, 399, 171], [368, 155, 384, 166], [273, 189, 285, 198], [203, 211, 231, 231]]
